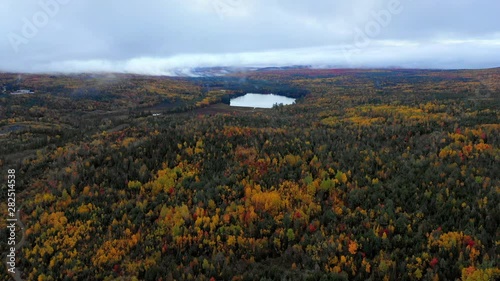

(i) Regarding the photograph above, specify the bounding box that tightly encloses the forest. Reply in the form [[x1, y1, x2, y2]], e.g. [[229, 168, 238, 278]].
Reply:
[[0, 68, 499, 280]]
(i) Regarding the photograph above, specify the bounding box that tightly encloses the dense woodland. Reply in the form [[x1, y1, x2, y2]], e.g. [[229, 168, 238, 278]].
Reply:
[[0, 68, 499, 280]]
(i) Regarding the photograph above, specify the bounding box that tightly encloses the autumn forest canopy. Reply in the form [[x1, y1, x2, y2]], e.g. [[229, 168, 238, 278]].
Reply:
[[0, 68, 499, 280]]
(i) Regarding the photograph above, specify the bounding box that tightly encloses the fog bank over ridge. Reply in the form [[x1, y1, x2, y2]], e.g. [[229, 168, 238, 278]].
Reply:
[[1, 0, 499, 74]]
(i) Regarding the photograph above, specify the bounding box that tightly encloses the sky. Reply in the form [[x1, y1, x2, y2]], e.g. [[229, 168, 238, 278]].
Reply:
[[1, 0, 499, 75]]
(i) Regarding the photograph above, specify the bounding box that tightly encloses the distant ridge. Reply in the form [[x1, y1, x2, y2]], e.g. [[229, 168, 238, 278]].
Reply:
[[1, 65, 500, 78]]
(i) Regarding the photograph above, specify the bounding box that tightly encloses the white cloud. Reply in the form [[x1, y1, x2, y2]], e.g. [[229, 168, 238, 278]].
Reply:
[[0, 0, 499, 73], [14, 38, 497, 75]]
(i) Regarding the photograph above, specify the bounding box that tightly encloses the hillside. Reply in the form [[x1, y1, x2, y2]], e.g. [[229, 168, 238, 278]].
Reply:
[[0, 69, 499, 280]]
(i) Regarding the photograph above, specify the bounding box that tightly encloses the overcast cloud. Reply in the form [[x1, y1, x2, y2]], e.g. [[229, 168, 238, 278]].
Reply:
[[1, 0, 499, 75]]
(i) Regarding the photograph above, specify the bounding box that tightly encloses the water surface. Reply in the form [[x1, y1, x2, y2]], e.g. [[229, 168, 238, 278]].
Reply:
[[230, 93, 296, 108]]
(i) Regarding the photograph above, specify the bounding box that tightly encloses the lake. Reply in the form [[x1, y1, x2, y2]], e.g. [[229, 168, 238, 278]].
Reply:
[[229, 93, 296, 108]]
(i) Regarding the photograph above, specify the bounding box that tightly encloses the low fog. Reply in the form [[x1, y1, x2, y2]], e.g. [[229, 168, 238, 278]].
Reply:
[[1, 0, 499, 75]]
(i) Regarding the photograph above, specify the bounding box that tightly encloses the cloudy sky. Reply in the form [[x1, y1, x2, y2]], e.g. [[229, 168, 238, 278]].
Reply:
[[1, 0, 499, 75]]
